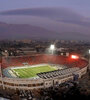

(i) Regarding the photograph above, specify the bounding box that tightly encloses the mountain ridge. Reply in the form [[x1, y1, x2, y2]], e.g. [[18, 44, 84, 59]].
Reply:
[[0, 22, 89, 40]]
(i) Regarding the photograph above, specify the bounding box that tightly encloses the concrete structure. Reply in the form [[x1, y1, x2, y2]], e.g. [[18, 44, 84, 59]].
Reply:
[[0, 65, 88, 90]]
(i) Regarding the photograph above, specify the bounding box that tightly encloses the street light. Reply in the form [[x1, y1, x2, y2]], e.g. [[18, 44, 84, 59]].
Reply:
[[50, 44, 55, 54]]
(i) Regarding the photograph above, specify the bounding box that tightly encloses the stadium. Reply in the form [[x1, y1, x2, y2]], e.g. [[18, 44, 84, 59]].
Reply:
[[0, 53, 88, 90]]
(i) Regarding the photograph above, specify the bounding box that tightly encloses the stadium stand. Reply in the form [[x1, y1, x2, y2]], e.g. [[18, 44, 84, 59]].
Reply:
[[2, 54, 88, 69], [37, 67, 80, 79]]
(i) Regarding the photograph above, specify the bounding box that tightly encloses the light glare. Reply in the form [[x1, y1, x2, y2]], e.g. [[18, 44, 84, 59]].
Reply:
[[50, 44, 55, 50], [71, 55, 79, 59], [89, 49, 90, 54]]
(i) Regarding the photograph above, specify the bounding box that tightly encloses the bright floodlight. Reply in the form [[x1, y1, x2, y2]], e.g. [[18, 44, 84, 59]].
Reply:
[[50, 44, 55, 50], [89, 49, 90, 54], [71, 55, 79, 59]]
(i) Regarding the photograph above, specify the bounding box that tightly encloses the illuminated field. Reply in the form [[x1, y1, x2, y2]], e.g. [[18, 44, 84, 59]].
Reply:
[[12, 65, 56, 78]]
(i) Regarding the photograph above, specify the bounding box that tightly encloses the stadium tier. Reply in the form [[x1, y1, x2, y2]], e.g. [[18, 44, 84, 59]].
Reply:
[[2, 54, 88, 68]]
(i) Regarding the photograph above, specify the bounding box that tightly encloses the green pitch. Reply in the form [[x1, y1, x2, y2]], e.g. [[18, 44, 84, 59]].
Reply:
[[12, 65, 56, 78]]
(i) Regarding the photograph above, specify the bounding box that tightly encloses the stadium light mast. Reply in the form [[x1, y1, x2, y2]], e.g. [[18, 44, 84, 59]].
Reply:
[[0, 51, 5, 89], [89, 49, 90, 70], [50, 44, 55, 55]]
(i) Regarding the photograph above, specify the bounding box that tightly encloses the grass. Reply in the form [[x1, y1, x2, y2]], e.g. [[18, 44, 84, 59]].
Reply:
[[12, 65, 56, 78]]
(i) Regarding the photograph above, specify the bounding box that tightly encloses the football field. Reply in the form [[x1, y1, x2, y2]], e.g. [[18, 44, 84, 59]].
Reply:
[[12, 65, 56, 78]]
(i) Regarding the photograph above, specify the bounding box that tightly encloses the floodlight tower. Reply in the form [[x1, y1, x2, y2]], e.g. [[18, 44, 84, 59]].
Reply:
[[0, 51, 5, 89], [89, 49, 90, 70], [50, 44, 55, 55]]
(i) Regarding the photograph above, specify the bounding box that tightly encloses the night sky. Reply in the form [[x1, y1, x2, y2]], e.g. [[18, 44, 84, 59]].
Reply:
[[0, 0, 90, 40]]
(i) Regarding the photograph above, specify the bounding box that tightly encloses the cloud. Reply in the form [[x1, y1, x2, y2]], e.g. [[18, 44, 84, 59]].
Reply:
[[0, 7, 90, 40], [1, 7, 90, 26], [0, 7, 83, 20]]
